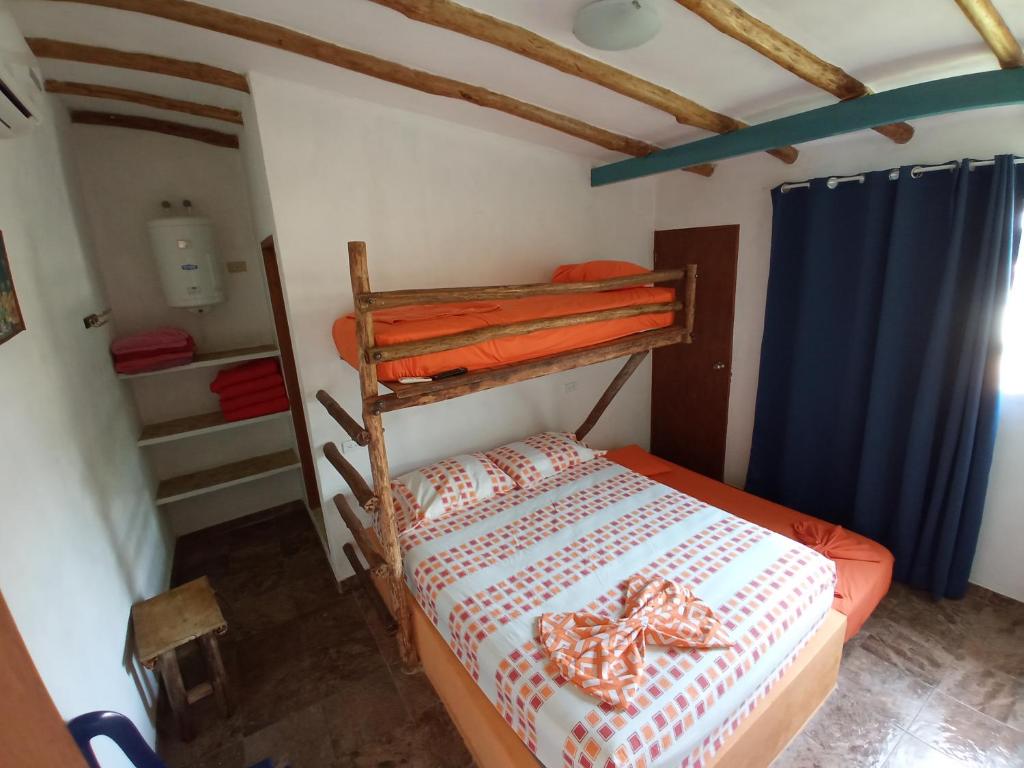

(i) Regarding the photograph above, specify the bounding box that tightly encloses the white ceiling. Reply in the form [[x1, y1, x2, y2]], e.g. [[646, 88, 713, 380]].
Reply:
[[9, 0, 1021, 162]]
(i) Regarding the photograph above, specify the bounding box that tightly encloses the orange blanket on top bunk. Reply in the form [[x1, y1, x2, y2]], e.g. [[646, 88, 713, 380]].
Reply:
[[605, 446, 894, 641], [332, 286, 676, 382]]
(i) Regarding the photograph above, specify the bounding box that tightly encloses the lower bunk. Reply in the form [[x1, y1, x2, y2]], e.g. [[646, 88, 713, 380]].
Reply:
[[345, 435, 883, 768]]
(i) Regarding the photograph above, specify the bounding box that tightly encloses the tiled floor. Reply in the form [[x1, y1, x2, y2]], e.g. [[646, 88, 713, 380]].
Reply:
[[158, 503, 471, 768], [158, 504, 1023, 768], [775, 581, 1024, 768]]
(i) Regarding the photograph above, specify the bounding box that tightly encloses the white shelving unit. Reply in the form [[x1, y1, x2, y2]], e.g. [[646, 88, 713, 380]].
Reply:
[[138, 409, 290, 447], [120, 344, 301, 511]]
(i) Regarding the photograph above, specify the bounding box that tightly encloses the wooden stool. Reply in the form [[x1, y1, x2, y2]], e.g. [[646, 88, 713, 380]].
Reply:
[[132, 576, 233, 741]]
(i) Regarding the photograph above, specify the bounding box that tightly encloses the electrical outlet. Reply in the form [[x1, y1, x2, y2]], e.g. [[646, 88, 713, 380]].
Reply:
[[226, 260, 248, 273], [563, 381, 577, 394], [340, 439, 359, 454]]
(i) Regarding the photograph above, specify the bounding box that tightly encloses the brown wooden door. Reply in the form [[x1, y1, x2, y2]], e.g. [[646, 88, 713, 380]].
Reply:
[[0, 591, 88, 767], [652, 225, 739, 480]]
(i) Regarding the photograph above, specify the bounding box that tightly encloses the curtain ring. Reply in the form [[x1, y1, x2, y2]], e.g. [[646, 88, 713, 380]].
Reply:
[[779, 181, 810, 193], [825, 174, 865, 189]]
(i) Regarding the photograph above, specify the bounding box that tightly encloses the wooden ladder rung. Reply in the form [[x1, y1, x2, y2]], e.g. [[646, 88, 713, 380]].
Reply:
[[316, 390, 369, 445], [323, 443, 375, 508], [185, 681, 213, 705]]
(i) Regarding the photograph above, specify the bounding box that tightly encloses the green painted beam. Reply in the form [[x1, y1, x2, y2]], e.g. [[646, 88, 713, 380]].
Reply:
[[591, 68, 1024, 187]]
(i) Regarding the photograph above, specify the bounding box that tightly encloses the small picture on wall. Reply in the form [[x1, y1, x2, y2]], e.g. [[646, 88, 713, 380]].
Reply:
[[0, 231, 25, 346]]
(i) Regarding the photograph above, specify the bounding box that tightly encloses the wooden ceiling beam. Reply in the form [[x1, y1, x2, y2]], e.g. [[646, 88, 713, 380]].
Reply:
[[46, 80, 243, 123], [674, 0, 914, 144], [26, 38, 249, 92], [591, 68, 1024, 186], [43, 0, 714, 176], [70, 110, 240, 147], [955, 0, 1024, 69], [369, 0, 797, 164]]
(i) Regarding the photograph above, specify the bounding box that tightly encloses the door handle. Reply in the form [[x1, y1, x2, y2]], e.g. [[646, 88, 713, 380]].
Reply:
[[712, 362, 726, 370]]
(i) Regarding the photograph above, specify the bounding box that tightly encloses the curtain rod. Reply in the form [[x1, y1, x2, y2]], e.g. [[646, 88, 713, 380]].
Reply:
[[779, 157, 1024, 193]]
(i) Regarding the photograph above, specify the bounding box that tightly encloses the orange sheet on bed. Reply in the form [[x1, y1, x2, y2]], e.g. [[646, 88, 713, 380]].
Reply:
[[333, 286, 675, 381], [605, 445, 894, 641]]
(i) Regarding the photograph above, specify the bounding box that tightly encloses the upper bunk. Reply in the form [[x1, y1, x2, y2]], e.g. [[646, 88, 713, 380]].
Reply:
[[333, 245, 698, 414]]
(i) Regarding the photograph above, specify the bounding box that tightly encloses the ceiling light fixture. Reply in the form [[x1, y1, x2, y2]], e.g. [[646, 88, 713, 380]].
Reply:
[[573, 0, 661, 51]]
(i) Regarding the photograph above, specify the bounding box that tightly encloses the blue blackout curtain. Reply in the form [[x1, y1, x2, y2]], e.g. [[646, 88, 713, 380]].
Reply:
[[747, 156, 1022, 599]]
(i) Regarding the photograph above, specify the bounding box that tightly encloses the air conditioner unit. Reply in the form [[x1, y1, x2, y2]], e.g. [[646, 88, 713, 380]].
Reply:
[[0, 50, 42, 138]]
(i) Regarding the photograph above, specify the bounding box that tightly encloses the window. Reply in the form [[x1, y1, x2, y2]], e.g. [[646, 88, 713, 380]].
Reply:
[[1002, 257, 1024, 395]]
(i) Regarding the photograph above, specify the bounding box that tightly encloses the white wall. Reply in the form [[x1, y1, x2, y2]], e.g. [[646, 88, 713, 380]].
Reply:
[[0, 10, 171, 764], [237, 98, 278, 245], [70, 125, 276, 357], [247, 72, 657, 578], [654, 105, 1024, 600], [68, 124, 302, 536]]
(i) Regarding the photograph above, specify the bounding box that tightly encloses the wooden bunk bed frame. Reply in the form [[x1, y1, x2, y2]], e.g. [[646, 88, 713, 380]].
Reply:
[[317, 241, 843, 768]]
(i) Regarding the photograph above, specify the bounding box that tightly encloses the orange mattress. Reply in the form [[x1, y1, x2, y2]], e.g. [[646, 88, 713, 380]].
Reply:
[[605, 445, 893, 640], [333, 286, 675, 381]]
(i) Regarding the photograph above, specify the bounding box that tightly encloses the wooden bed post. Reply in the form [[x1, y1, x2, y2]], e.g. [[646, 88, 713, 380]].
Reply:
[[574, 351, 648, 441], [575, 264, 694, 441], [348, 241, 418, 669]]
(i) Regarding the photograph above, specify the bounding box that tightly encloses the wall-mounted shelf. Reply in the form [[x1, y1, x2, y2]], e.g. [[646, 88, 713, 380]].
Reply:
[[138, 409, 290, 446], [155, 448, 300, 505], [118, 344, 279, 380]]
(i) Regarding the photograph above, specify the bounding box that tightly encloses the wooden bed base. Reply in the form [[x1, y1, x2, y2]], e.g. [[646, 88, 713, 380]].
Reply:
[[370, 565, 844, 768]]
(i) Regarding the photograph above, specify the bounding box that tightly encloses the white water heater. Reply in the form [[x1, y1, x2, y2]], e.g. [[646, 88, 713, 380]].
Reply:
[[147, 215, 225, 312]]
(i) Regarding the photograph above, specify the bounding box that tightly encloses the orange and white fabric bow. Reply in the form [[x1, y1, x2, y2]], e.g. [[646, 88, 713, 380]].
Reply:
[[538, 576, 732, 708], [792, 519, 881, 599]]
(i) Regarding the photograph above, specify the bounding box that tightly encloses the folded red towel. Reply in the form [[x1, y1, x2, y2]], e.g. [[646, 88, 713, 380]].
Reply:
[[222, 396, 290, 422], [111, 327, 194, 356], [210, 358, 280, 393], [114, 350, 195, 374], [219, 385, 288, 411], [216, 373, 285, 400]]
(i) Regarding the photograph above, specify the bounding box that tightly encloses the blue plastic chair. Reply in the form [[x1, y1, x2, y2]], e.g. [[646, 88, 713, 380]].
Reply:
[[67, 712, 166, 768], [67, 711, 275, 768]]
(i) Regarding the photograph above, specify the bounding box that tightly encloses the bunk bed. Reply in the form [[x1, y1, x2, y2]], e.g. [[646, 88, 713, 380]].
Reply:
[[317, 242, 846, 768]]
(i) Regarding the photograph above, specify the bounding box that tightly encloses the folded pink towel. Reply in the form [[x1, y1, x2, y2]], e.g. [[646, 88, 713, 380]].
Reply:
[[114, 350, 195, 374], [114, 340, 194, 363], [111, 327, 194, 357]]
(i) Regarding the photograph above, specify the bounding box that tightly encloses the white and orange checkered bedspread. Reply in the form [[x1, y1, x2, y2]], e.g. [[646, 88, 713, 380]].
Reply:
[[399, 457, 836, 768]]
